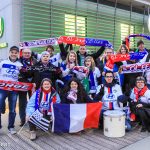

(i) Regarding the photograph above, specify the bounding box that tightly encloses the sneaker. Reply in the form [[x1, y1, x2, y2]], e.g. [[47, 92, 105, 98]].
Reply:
[[8, 128, 17, 135], [20, 121, 25, 127], [30, 131, 37, 140]]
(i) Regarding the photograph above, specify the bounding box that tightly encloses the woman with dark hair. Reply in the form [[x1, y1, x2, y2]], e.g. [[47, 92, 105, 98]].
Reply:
[[129, 76, 150, 132], [60, 78, 93, 104], [117, 44, 129, 54], [26, 78, 61, 140]]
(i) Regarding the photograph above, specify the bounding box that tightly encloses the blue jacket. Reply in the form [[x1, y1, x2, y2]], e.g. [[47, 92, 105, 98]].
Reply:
[[26, 89, 61, 116]]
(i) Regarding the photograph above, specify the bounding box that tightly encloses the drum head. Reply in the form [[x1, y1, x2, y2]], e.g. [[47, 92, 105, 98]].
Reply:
[[104, 110, 125, 117]]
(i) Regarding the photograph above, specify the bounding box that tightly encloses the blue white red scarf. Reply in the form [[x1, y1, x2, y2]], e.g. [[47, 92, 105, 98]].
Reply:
[[89, 70, 96, 93], [35, 89, 56, 115]]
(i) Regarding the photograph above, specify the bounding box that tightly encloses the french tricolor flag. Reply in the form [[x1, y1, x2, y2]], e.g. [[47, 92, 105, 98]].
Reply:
[[51, 102, 102, 133]]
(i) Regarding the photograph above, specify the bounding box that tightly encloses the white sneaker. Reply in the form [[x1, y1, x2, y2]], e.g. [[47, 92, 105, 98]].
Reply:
[[30, 131, 36, 140], [8, 128, 17, 135]]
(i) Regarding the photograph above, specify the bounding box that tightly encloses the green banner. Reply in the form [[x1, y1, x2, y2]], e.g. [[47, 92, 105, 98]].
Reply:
[[0, 17, 4, 38]]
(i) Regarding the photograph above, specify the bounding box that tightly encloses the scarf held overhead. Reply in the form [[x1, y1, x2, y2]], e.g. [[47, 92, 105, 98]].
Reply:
[[58, 36, 113, 48], [105, 52, 146, 70], [126, 34, 150, 49], [19, 38, 57, 48]]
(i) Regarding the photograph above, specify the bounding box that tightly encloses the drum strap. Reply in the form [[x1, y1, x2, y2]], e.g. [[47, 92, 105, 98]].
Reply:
[[108, 87, 113, 110]]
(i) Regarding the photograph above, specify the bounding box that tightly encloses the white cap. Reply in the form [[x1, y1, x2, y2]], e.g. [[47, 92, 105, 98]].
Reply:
[[40, 51, 50, 58]]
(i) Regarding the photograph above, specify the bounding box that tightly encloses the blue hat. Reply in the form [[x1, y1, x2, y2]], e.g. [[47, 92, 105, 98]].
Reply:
[[118, 95, 128, 104]]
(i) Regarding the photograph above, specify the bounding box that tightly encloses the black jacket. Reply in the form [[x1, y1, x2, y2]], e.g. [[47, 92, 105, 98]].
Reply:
[[19, 57, 37, 82], [29, 61, 62, 89], [76, 46, 105, 65], [59, 44, 105, 65]]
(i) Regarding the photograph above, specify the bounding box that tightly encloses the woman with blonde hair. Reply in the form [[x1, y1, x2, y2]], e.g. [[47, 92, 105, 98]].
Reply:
[[60, 51, 78, 83]]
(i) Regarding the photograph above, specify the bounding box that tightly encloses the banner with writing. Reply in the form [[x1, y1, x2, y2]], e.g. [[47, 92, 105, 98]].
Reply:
[[0, 80, 33, 91], [105, 52, 146, 70], [120, 62, 150, 74], [19, 38, 57, 48], [21, 66, 61, 73], [58, 36, 113, 48], [105, 51, 146, 70]]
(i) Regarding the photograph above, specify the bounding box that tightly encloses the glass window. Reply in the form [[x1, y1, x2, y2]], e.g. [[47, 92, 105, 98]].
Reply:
[[121, 23, 134, 47], [65, 14, 86, 37]]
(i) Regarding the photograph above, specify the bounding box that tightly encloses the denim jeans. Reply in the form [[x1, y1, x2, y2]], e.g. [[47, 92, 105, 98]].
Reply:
[[125, 119, 132, 131], [18, 91, 31, 123], [0, 89, 18, 129]]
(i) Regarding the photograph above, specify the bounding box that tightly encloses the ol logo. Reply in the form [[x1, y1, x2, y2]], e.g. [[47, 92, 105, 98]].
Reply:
[[0, 17, 4, 38]]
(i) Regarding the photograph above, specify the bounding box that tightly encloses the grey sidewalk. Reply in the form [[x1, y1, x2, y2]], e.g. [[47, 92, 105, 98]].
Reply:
[[121, 135, 150, 150]]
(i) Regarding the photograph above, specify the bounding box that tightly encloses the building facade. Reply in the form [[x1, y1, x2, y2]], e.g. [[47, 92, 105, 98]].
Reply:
[[0, 0, 150, 59]]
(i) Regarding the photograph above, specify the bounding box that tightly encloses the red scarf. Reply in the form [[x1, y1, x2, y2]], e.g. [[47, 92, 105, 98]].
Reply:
[[42, 88, 51, 94], [134, 86, 148, 102]]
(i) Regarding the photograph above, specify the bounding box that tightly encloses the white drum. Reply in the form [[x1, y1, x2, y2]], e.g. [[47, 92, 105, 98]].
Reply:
[[103, 110, 125, 138]]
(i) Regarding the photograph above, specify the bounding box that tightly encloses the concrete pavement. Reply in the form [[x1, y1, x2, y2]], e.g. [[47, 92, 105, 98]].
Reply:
[[121, 135, 150, 150]]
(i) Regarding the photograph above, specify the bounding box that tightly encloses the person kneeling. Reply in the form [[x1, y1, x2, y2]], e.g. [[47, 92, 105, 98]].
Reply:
[[94, 71, 129, 130], [129, 76, 150, 132], [26, 78, 61, 140]]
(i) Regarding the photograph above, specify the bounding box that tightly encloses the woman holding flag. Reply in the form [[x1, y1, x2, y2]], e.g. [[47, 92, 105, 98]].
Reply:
[[26, 78, 61, 140]]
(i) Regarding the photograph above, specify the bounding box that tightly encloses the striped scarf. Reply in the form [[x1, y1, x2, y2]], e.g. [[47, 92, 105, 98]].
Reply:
[[89, 69, 96, 93], [35, 88, 57, 115]]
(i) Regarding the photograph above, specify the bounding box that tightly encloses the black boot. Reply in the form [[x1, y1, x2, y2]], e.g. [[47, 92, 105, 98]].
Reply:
[[141, 127, 147, 132]]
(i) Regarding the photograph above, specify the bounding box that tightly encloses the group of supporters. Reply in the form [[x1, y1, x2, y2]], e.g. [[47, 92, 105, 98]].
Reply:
[[0, 39, 150, 140]]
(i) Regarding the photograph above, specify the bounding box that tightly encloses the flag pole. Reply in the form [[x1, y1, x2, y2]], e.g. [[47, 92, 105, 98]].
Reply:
[[17, 121, 28, 135]]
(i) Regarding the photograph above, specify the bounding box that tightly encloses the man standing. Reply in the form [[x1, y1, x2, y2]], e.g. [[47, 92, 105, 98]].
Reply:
[[136, 40, 150, 63], [0, 46, 22, 134], [19, 48, 37, 126]]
